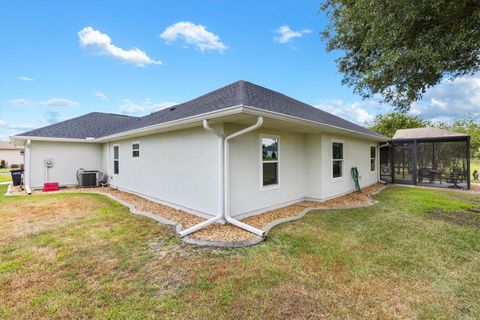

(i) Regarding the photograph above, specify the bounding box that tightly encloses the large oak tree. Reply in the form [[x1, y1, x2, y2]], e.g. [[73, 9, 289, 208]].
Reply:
[[320, 0, 480, 111]]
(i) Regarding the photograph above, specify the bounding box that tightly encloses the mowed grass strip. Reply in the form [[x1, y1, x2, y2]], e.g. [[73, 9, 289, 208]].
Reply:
[[0, 185, 479, 319]]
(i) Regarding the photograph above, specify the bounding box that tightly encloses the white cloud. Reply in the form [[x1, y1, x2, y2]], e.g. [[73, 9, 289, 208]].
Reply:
[[78, 26, 161, 67], [120, 99, 177, 115], [44, 111, 62, 124], [160, 21, 227, 53], [7, 124, 36, 130], [18, 76, 34, 81], [0, 120, 36, 130], [409, 74, 480, 121], [273, 25, 312, 44], [94, 91, 108, 100], [9, 98, 32, 107], [315, 99, 383, 125], [40, 98, 79, 107], [120, 99, 145, 114]]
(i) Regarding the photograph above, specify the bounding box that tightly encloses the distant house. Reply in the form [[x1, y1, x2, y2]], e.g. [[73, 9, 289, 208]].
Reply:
[[11, 80, 388, 236], [0, 140, 23, 168]]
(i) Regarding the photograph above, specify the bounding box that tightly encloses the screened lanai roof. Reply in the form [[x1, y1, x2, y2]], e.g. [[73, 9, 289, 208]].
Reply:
[[393, 127, 468, 140]]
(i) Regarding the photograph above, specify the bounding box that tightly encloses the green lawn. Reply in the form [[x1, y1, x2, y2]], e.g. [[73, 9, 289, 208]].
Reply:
[[0, 185, 479, 319], [0, 174, 11, 183]]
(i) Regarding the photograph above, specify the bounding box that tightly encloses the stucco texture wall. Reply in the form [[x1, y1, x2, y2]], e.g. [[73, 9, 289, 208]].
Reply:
[[106, 127, 219, 217], [29, 141, 103, 188]]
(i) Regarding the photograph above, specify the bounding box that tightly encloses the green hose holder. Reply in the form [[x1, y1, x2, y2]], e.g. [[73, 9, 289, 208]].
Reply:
[[351, 167, 361, 192]]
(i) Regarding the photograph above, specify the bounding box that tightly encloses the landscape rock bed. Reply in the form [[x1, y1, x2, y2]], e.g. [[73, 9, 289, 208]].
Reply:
[[8, 183, 387, 244]]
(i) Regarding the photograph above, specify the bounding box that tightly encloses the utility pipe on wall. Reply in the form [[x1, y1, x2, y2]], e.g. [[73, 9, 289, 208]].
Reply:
[[177, 120, 224, 237], [24, 139, 32, 194], [178, 117, 265, 238], [223, 117, 265, 237]]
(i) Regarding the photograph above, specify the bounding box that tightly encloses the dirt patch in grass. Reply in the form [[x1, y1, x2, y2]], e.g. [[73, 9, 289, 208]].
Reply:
[[428, 208, 480, 228], [0, 195, 105, 244]]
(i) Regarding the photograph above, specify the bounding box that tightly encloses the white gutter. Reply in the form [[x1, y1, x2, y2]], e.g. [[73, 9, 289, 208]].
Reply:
[[223, 116, 265, 237], [178, 117, 266, 238], [241, 105, 389, 142], [24, 139, 32, 194], [96, 105, 245, 142], [177, 120, 224, 237], [12, 136, 97, 143]]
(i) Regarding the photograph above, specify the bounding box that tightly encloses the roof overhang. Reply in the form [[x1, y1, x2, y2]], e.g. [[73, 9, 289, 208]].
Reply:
[[11, 104, 388, 144], [10, 135, 97, 146]]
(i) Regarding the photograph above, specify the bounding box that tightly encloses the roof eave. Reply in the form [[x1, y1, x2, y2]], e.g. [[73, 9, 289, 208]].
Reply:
[[95, 105, 245, 142], [11, 104, 388, 144], [11, 135, 98, 146], [241, 105, 389, 141]]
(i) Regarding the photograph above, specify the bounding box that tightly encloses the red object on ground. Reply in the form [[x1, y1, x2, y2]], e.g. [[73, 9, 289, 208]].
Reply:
[[43, 182, 59, 192]]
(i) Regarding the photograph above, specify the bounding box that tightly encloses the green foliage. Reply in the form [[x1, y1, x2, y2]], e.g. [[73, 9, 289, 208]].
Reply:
[[0, 160, 6, 169], [432, 114, 480, 158], [367, 112, 426, 137], [320, 0, 480, 111]]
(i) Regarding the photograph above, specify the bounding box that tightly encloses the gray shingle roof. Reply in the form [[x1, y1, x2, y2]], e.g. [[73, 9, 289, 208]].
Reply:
[[17, 80, 387, 140], [18, 112, 137, 139]]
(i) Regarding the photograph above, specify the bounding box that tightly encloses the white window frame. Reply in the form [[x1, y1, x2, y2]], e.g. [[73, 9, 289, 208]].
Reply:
[[132, 141, 140, 158], [259, 134, 280, 190], [113, 144, 120, 175], [331, 139, 344, 182], [370, 145, 377, 173]]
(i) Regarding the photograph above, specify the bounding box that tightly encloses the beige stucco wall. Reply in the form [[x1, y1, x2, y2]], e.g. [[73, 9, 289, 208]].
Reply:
[[229, 128, 379, 218], [105, 126, 220, 217], [29, 141, 103, 188]]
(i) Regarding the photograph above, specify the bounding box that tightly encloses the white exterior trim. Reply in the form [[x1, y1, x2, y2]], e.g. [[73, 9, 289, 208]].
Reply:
[[113, 144, 120, 175], [241, 105, 387, 141], [131, 141, 140, 159], [24, 139, 31, 193], [96, 105, 245, 142], [259, 134, 280, 191], [331, 139, 345, 182], [370, 144, 377, 174]]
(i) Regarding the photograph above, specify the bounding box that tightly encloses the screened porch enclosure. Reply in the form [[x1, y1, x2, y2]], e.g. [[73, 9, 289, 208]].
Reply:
[[380, 136, 470, 189]]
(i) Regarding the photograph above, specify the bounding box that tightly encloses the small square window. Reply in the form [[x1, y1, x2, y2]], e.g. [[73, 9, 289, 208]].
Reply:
[[132, 143, 140, 158]]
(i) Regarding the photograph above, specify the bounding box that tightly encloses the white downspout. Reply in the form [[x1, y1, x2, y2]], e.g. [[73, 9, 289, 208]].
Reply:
[[24, 139, 32, 194], [177, 120, 224, 237], [223, 116, 265, 237], [179, 117, 265, 238]]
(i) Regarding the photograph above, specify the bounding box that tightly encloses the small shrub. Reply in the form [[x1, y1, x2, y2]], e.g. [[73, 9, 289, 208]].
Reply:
[[0, 160, 5, 169], [10, 164, 19, 169]]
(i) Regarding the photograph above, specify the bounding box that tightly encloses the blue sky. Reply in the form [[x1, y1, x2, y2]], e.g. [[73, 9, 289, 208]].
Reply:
[[1, 0, 478, 140]]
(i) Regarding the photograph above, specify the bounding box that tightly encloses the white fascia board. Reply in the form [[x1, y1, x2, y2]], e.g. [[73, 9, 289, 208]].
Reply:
[[11, 136, 98, 144], [240, 105, 389, 142], [96, 105, 244, 142]]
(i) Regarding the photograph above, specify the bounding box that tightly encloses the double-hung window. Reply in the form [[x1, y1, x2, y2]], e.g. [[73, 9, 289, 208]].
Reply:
[[261, 136, 279, 187], [332, 141, 344, 179], [370, 146, 376, 172], [113, 145, 120, 174], [132, 142, 140, 158]]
